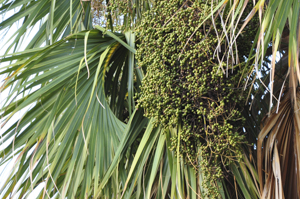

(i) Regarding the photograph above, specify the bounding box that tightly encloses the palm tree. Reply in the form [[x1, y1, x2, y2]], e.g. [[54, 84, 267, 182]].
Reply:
[[0, 0, 299, 198]]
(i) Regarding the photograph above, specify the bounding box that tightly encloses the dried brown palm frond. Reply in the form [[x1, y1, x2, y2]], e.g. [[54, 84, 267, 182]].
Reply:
[[257, 70, 300, 198]]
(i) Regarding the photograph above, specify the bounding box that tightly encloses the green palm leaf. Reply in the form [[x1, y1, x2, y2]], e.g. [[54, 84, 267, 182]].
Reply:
[[0, 29, 136, 198], [0, 0, 91, 54]]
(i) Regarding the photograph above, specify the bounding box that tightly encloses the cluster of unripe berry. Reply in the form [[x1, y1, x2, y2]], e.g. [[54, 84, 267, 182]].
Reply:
[[136, 0, 250, 197]]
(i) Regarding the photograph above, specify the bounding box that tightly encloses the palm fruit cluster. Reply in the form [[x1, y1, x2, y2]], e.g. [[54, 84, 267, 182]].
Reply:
[[136, 0, 255, 197]]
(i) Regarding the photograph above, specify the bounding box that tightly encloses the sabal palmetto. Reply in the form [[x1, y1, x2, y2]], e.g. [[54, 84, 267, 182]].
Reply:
[[0, 0, 299, 198]]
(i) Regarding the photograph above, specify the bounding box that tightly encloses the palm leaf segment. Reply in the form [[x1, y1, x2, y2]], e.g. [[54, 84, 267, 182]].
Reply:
[[257, 89, 300, 198], [0, 0, 93, 52], [0, 29, 137, 198]]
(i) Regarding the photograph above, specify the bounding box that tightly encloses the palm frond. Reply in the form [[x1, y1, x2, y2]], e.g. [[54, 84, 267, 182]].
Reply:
[[0, 29, 137, 198], [256, 87, 300, 198], [0, 0, 92, 55]]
